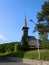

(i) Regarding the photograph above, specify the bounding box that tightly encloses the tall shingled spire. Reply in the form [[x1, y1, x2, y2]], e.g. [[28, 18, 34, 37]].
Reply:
[[24, 16, 27, 27], [22, 16, 29, 36]]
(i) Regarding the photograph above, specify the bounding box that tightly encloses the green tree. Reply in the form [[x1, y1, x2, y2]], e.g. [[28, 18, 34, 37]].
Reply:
[[39, 32, 48, 40], [36, 1, 49, 34], [34, 1, 49, 49], [21, 35, 29, 51]]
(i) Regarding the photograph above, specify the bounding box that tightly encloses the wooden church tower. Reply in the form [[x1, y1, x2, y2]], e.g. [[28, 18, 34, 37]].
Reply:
[[22, 16, 29, 37]]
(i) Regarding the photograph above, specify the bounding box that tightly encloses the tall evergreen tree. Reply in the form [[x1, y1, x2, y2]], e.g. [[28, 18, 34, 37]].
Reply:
[[34, 1, 49, 49], [34, 1, 49, 37], [21, 35, 29, 51]]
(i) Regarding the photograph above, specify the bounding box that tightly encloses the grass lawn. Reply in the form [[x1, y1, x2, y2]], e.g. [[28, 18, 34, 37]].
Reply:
[[0, 49, 49, 61], [24, 49, 49, 60]]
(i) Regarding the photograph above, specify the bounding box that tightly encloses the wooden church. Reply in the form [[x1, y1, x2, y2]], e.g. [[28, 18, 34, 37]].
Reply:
[[22, 16, 41, 49]]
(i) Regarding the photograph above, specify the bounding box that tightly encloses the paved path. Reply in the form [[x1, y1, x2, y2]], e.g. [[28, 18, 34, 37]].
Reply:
[[0, 63, 30, 65], [0, 58, 30, 65]]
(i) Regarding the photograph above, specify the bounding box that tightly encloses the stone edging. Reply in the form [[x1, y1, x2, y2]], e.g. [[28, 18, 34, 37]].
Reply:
[[5, 57, 49, 65], [23, 59, 49, 65]]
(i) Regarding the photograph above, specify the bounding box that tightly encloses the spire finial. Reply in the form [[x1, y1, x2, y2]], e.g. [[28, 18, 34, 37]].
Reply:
[[24, 16, 27, 27]]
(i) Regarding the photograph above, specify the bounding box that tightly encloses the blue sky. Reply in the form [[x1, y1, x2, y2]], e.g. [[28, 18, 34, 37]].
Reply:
[[0, 0, 47, 43]]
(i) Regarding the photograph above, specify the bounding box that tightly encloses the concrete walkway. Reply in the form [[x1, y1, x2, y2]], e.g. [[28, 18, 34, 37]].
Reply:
[[0, 57, 49, 65], [0, 58, 30, 65], [0, 63, 30, 65]]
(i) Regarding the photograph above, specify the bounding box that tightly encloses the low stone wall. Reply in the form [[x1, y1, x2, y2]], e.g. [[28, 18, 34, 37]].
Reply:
[[23, 59, 49, 65], [5, 57, 49, 65]]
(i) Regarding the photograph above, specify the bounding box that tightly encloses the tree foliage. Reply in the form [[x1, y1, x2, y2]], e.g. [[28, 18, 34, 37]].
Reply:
[[39, 32, 48, 40], [0, 42, 19, 53], [35, 1, 49, 34], [37, 1, 49, 22], [34, 1, 49, 49], [21, 35, 29, 51]]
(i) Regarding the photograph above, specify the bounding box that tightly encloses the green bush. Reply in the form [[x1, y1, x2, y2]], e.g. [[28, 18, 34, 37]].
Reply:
[[41, 40, 49, 49], [0, 44, 6, 53], [46, 41, 49, 49], [0, 42, 19, 53], [17, 43, 22, 50]]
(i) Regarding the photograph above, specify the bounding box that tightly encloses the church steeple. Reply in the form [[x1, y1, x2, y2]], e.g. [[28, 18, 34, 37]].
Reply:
[[22, 16, 29, 36], [24, 16, 27, 27]]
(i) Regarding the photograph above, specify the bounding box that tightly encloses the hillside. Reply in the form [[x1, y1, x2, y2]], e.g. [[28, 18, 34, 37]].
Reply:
[[0, 42, 49, 61], [0, 42, 19, 53]]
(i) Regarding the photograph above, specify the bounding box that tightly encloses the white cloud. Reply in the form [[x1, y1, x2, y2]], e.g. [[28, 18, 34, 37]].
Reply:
[[0, 34, 6, 41]]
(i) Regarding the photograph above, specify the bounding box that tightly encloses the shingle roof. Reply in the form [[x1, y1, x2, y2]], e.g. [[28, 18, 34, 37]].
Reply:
[[28, 36, 36, 40]]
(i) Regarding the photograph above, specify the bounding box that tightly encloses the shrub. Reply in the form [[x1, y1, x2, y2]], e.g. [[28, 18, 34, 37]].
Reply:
[[41, 40, 49, 49], [17, 43, 22, 50]]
